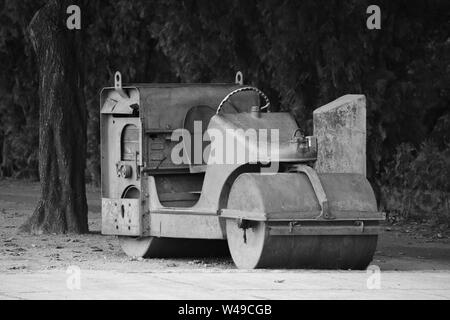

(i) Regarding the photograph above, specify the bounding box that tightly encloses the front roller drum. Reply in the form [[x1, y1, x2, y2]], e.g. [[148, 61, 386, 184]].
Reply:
[[119, 236, 230, 259], [226, 220, 378, 270]]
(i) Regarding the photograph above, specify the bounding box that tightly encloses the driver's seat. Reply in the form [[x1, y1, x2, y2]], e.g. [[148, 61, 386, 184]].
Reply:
[[182, 89, 262, 173], [182, 105, 216, 173]]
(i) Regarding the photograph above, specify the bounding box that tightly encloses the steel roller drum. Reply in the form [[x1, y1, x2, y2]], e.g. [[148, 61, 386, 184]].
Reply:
[[225, 173, 380, 269], [119, 237, 230, 259]]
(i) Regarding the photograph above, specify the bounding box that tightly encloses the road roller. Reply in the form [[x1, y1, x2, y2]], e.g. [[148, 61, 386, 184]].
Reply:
[[101, 72, 385, 269]]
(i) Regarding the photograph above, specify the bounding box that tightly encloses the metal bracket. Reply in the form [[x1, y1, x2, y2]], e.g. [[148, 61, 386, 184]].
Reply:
[[235, 71, 244, 85], [355, 221, 364, 233], [289, 164, 333, 220], [114, 71, 129, 99], [135, 150, 141, 180], [237, 218, 253, 230], [268, 223, 379, 236], [289, 221, 301, 233]]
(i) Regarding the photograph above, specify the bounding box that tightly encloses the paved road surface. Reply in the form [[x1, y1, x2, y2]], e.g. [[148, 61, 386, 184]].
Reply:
[[1, 269, 449, 300], [1, 180, 449, 300]]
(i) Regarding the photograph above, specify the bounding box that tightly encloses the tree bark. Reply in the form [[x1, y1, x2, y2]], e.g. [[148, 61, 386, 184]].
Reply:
[[20, 0, 88, 234], [1, 134, 13, 177]]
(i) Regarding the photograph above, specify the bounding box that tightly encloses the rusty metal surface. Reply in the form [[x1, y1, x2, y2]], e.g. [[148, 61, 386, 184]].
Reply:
[[139, 84, 259, 132], [102, 198, 141, 236], [220, 209, 385, 222], [147, 175, 228, 239], [224, 172, 382, 222], [99, 81, 382, 269], [149, 213, 226, 239], [100, 87, 140, 115], [100, 116, 142, 200], [226, 219, 378, 269], [267, 223, 380, 236], [314, 95, 367, 176], [100, 82, 263, 239], [100, 87, 144, 238], [289, 164, 331, 219]]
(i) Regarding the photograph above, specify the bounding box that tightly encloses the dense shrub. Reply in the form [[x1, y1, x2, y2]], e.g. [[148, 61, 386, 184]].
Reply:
[[381, 139, 450, 223], [0, 0, 449, 223]]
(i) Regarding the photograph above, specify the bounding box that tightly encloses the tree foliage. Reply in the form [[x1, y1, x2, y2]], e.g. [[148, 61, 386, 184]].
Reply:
[[0, 0, 44, 178], [0, 0, 449, 220]]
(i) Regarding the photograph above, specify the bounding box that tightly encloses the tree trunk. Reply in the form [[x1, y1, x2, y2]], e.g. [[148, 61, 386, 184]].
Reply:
[[20, 0, 88, 234], [1, 134, 13, 178]]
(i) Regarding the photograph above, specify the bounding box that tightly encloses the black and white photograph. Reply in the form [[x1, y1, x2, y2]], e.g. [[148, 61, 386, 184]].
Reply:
[[0, 0, 449, 306]]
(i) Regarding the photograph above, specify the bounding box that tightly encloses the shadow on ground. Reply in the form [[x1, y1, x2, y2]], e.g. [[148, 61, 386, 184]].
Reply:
[[1, 179, 450, 273]]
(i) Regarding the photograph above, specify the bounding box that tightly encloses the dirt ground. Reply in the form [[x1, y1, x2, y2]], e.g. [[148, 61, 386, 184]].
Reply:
[[1, 179, 450, 274]]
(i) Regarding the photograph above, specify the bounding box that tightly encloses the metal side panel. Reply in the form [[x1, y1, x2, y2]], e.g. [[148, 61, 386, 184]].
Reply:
[[149, 213, 226, 240], [141, 85, 259, 132], [102, 198, 142, 236]]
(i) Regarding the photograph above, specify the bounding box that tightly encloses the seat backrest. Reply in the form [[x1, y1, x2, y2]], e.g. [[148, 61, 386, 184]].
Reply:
[[183, 105, 216, 171]]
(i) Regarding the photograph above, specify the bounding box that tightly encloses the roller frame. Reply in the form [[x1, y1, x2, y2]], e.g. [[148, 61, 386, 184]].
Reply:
[[221, 165, 386, 229], [267, 222, 380, 236]]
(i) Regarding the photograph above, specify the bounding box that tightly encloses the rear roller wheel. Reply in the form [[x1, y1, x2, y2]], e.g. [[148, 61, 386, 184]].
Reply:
[[119, 185, 230, 259], [226, 220, 378, 270], [119, 237, 154, 258], [119, 236, 230, 259]]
